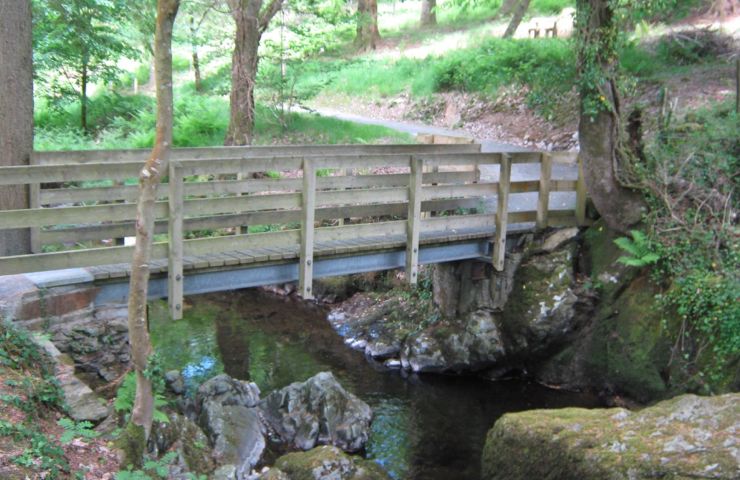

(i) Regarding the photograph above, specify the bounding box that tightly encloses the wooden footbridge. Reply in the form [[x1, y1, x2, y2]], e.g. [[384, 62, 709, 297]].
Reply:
[[0, 143, 586, 319]]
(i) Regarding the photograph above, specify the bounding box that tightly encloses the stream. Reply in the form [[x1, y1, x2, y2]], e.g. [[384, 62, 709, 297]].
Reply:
[[150, 289, 601, 480]]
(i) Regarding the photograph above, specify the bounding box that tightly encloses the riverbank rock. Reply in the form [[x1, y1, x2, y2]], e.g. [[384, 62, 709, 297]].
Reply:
[[196, 374, 265, 478], [34, 335, 109, 422], [330, 230, 587, 376], [400, 310, 506, 373], [259, 372, 372, 453], [149, 412, 216, 476], [531, 220, 675, 402], [481, 393, 740, 480], [259, 446, 392, 480]]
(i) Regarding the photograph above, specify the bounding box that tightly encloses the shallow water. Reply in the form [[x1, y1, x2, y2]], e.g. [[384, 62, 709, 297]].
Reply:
[[150, 289, 601, 480]]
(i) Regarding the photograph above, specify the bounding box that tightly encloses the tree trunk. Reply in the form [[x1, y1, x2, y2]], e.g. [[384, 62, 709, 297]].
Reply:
[[190, 15, 203, 92], [81, 60, 89, 133], [0, 0, 32, 257], [225, 0, 283, 145], [225, 3, 261, 145], [120, 0, 179, 468], [503, 0, 531, 38], [356, 0, 381, 51], [494, 0, 518, 19], [420, 0, 436, 26], [576, 0, 645, 232]]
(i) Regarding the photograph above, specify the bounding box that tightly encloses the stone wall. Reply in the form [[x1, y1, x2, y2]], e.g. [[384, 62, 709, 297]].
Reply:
[[0, 269, 130, 386]]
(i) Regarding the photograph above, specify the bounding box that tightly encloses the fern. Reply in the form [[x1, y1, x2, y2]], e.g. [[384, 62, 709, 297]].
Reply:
[[58, 418, 100, 444], [114, 373, 170, 424], [614, 230, 661, 267]]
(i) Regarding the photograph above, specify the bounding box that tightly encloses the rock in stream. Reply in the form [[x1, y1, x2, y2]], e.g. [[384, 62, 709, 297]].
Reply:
[[259, 371, 372, 453]]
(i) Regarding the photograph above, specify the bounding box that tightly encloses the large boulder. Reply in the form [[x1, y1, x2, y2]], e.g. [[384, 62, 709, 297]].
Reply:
[[196, 374, 265, 478], [532, 220, 673, 401], [481, 393, 740, 480], [259, 372, 372, 453], [259, 446, 392, 480]]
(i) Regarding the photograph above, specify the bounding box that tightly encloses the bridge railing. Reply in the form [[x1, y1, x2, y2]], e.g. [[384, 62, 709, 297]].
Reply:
[[0, 145, 585, 318]]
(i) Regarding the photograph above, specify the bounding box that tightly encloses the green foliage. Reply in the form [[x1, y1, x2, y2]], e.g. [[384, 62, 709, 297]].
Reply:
[[0, 322, 47, 371], [530, 0, 573, 14], [637, 101, 739, 390], [0, 420, 68, 478], [116, 451, 179, 480], [33, 0, 139, 129], [172, 55, 191, 72], [58, 418, 100, 444], [294, 38, 576, 117], [614, 230, 660, 267], [114, 372, 170, 424]]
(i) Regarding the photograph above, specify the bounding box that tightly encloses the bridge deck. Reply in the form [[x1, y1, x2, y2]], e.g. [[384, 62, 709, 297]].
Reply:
[[86, 223, 511, 281]]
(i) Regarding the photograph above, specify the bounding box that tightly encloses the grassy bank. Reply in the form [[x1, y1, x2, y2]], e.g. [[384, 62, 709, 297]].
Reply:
[[34, 91, 411, 151]]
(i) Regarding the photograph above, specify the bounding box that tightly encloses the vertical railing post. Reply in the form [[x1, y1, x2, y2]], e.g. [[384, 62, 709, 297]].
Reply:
[[536, 152, 552, 229], [168, 161, 184, 320], [299, 157, 316, 299], [406, 155, 423, 285], [29, 154, 41, 253], [493, 153, 511, 271], [576, 154, 587, 225]]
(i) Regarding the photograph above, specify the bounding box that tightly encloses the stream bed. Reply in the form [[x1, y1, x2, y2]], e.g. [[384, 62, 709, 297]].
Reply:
[[150, 289, 601, 480]]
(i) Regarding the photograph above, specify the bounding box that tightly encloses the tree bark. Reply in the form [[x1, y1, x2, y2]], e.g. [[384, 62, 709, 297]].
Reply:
[[225, 0, 283, 145], [356, 0, 381, 51], [190, 15, 203, 92], [576, 0, 646, 232], [81, 60, 89, 133], [0, 0, 32, 257], [503, 0, 531, 38], [494, 0, 518, 19], [420, 0, 436, 26], [123, 0, 179, 465]]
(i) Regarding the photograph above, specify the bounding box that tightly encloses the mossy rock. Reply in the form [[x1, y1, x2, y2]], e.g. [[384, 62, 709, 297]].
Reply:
[[263, 446, 392, 480], [584, 274, 671, 401], [482, 393, 740, 480]]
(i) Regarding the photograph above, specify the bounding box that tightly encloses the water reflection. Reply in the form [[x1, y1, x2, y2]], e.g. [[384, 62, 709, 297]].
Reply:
[[150, 290, 601, 480]]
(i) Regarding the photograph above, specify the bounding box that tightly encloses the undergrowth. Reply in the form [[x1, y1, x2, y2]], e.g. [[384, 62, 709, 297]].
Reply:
[[34, 90, 410, 151], [637, 101, 739, 392]]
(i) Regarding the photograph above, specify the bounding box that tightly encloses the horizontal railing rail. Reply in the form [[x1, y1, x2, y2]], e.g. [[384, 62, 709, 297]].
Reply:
[[1, 145, 586, 319]]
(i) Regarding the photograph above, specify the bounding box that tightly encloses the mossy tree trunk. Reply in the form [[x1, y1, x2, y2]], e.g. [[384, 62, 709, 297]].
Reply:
[[575, 0, 646, 232], [225, 0, 283, 146], [356, 0, 381, 51], [122, 0, 179, 468], [0, 0, 32, 256]]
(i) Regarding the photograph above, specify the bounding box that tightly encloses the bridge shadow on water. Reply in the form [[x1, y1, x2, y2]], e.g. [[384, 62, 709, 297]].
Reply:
[[149, 289, 601, 480]]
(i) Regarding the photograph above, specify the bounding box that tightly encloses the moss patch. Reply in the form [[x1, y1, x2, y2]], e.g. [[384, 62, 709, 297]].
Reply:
[[585, 275, 671, 401], [482, 393, 740, 480], [270, 445, 392, 480]]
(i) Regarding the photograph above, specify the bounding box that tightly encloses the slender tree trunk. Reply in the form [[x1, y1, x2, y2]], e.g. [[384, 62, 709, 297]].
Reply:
[[0, 0, 32, 256], [420, 0, 436, 26], [503, 0, 531, 38], [356, 0, 381, 51], [494, 0, 518, 19], [225, 3, 261, 145], [81, 61, 89, 133], [576, 0, 645, 231], [190, 15, 203, 92], [120, 0, 179, 468]]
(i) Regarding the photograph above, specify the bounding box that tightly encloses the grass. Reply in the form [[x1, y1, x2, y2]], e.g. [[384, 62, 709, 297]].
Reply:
[[34, 89, 411, 151]]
